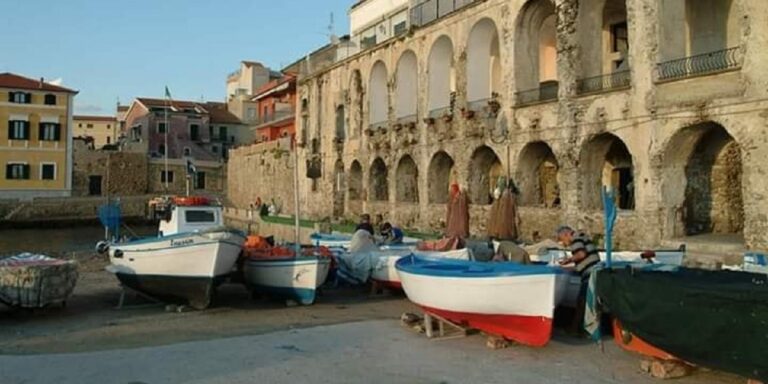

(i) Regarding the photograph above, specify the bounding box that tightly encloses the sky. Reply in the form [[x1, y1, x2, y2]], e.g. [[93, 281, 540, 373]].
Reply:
[[0, 0, 351, 115]]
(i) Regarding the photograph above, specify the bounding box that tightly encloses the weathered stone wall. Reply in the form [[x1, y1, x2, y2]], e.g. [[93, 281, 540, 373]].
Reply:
[[73, 140, 148, 197], [147, 162, 225, 195], [227, 0, 768, 256], [227, 138, 296, 216]]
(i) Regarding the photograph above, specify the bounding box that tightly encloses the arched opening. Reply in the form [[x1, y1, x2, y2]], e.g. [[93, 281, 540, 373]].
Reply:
[[577, 0, 629, 91], [396, 155, 419, 203], [515, 0, 558, 103], [395, 51, 418, 118], [516, 142, 560, 207], [349, 70, 364, 137], [428, 151, 455, 204], [659, 0, 738, 62], [335, 105, 346, 140], [348, 161, 363, 201], [368, 61, 389, 127], [333, 160, 345, 217], [428, 36, 456, 113], [468, 146, 503, 205], [466, 18, 502, 104], [661, 122, 743, 238], [369, 157, 389, 201], [579, 133, 634, 210]]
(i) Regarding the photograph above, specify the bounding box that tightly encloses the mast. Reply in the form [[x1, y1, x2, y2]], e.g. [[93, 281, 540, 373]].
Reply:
[[293, 139, 301, 254], [164, 87, 170, 191]]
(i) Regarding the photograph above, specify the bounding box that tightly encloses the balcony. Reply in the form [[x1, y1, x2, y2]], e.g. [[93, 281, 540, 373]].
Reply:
[[515, 81, 559, 106], [576, 70, 631, 95], [657, 47, 742, 82], [410, 0, 479, 28], [254, 109, 295, 128]]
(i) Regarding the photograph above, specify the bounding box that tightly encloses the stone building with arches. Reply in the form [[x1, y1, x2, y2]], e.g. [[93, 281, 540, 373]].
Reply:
[[229, 0, 768, 259]]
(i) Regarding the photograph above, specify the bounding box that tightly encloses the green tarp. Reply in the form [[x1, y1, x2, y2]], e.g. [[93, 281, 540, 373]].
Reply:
[[596, 267, 768, 381]]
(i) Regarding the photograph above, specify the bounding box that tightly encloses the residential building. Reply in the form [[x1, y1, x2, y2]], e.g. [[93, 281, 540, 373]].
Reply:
[[229, 0, 768, 261], [350, 0, 410, 51], [0, 73, 77, 199], [252, 74, 297, 142], [226, 61, 281, 124], [73, 115, 118, 148]]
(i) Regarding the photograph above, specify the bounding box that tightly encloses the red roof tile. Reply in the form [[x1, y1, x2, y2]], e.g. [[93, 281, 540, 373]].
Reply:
[[205, 102, 242, 125], [0, 72, 77, 93], [74, 115, 117, 122]]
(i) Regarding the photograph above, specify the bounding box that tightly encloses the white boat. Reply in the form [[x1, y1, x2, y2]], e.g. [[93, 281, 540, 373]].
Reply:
[[396, 254, 568, 347], [101, 197, 246, 309], [371, 248, 473, 289], [243, 256, 331, 305], [310, 232, 420, 250]]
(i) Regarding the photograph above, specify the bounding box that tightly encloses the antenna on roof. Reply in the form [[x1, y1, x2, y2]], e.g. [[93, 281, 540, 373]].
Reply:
[[329, 12, 339, 44]]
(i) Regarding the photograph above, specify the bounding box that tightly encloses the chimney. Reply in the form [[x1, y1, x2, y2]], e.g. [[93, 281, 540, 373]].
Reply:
[[39, 77, 44, 88]]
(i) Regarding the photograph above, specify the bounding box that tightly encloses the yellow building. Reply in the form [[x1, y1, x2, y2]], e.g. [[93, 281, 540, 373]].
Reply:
[[73, 115, 117, 148], [0, 73, 77, 199]]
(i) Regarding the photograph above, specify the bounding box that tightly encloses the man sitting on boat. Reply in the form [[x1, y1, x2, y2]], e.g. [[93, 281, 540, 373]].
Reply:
[[555, 225, 601, 334], [355, 214, 374, 235], [379, 222, 404, 245]]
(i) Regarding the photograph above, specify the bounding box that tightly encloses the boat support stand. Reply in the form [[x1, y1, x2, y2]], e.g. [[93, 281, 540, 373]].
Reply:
[[114, 284, 164, 310], [424, 312, 469, 341]]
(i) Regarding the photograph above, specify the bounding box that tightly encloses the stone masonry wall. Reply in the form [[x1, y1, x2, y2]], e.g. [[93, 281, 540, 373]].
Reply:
[[73, 140, 148, 197]]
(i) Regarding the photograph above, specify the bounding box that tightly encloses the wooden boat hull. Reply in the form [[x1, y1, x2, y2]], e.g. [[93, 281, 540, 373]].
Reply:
[[396, 255, 567, 347], [596, 267, 768, 381], [112, 272, 223, 309], [244, 257, 331, 305]]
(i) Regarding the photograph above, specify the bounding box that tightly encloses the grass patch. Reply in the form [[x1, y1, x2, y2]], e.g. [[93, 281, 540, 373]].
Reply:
[[259, 214, 440, 239]]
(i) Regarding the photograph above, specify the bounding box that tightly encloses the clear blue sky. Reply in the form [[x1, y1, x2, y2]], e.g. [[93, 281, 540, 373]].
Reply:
[[0, 0, 351, 115]]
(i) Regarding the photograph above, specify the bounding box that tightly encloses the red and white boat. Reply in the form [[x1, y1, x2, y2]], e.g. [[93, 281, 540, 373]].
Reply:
[[396, 254, 568, 347], [371, 248, 472, 290]]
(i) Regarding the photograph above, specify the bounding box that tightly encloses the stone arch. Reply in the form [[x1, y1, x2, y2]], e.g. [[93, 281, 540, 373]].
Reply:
[[368, 61, 388, 127], [348, 70, 364, 137], [516, 141, 560, 207], [395, 155, 419, 203], [369, 157, 389, 201], [660, 122, 743, 238], [515, 0, 557, 95], [348, 160, 363, 201], [428, 36, 456, 113], [335, 105, 346, 140], [578, 0, 629, 79], [579, 133, 634, 210], [428, 151, 455, 204], [395, 50, 418, 118], [333, 159, 345, 217], [467, 18, 502, 103], [468, 146, 503, 205]]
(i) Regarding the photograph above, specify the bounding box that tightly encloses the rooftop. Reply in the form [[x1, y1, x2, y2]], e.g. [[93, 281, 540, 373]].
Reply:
[[0, 72, 77, 93], [74, 115, 117, 122]]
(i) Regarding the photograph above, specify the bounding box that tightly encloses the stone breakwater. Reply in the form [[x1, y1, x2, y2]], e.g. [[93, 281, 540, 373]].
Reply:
[[0, 195, 153, 228]]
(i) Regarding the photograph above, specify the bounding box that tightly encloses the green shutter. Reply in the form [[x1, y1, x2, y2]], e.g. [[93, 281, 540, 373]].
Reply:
[[24, 121, 30, 140], [7, 121, 12, 140], [5, 164, 11, 179], [22, 164, 30, 179], [38, 123, 45, 140], [54, 124, 61, 141], [8, 92, 14, 102]]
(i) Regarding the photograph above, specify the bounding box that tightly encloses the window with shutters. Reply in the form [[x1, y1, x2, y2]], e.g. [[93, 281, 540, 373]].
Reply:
[[86, 123, 93, 129], [157, 122, 167, 134], [183, 147, 191, 157], [189, 124, 200, 141], [44, 94, 56, 105], [8, 121, 29, 140], [39, 123, 60, 141], [5, 163, 29, 180], [158, 144, 166, 156], [9, 92, 31, 104], [195, 172, 206, 189], [41, 163, 56, 180], [160, 170, 174, 183]]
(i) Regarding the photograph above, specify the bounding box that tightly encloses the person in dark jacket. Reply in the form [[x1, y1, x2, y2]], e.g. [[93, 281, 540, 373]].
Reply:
[[380, 222, 404, 244], [355, 214, 374, 235]]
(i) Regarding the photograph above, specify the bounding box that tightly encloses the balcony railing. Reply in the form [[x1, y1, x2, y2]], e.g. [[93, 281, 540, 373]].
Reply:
[[657, 46, 742, 82], [411, 0, 479, 28], [576, 70, 631, 95], [515, 82, 559, 106], [255, 110, 295, 127]]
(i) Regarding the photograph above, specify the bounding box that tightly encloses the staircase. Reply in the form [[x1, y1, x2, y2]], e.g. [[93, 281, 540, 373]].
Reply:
[[2, 203, 27, 221]]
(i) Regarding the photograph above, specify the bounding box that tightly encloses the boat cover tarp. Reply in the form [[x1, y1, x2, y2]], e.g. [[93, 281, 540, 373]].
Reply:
[[336, 249, 412, 284], [348, 230, 377, 253], [0, 253, 78, 308], [417, 236, 464, 252], [486, 189, 519, 241], [596, 267, 768, 381], [445, 185, 469, 239]]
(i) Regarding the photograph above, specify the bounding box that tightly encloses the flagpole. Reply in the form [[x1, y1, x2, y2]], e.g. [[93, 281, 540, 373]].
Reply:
[[293, 139, 301, 255], [164, 87, 169, 191]]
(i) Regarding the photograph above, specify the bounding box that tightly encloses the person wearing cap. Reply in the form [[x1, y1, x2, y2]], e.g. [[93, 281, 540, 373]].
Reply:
[[379, 222, 404, 245], [355, 214, 374, 235], [555, 225, 601, 334]]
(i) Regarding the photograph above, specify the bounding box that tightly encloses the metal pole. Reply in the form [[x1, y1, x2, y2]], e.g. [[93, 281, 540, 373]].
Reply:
[[186, 175, 190, 197], [164, 96, 169, 191], [293, 142, 301, 254]]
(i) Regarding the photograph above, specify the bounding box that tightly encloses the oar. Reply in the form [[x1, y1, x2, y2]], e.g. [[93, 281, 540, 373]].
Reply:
[[601, 186, 618, 268]]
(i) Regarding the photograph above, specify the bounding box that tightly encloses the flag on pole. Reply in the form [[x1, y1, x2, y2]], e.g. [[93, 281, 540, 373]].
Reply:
[[186, 159, 197, 176], [165, 86, 172, 100]]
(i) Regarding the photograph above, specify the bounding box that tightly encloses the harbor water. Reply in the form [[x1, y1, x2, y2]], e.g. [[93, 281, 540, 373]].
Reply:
[[0, 225, 156, 256]]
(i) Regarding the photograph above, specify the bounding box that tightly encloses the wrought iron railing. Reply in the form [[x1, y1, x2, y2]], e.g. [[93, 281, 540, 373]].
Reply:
[[255, 110, 295, 127], [515, 82, 559, 106], [411, 0, 479, 28], [657, 47, 742, 81], [576, 70, 631, 95]]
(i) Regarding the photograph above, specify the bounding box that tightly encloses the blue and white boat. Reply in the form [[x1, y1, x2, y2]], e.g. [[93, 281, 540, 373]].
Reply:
[[101, 197, 246, 309], [243, 256, 331, 305], [310, 232, 420, 250]]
